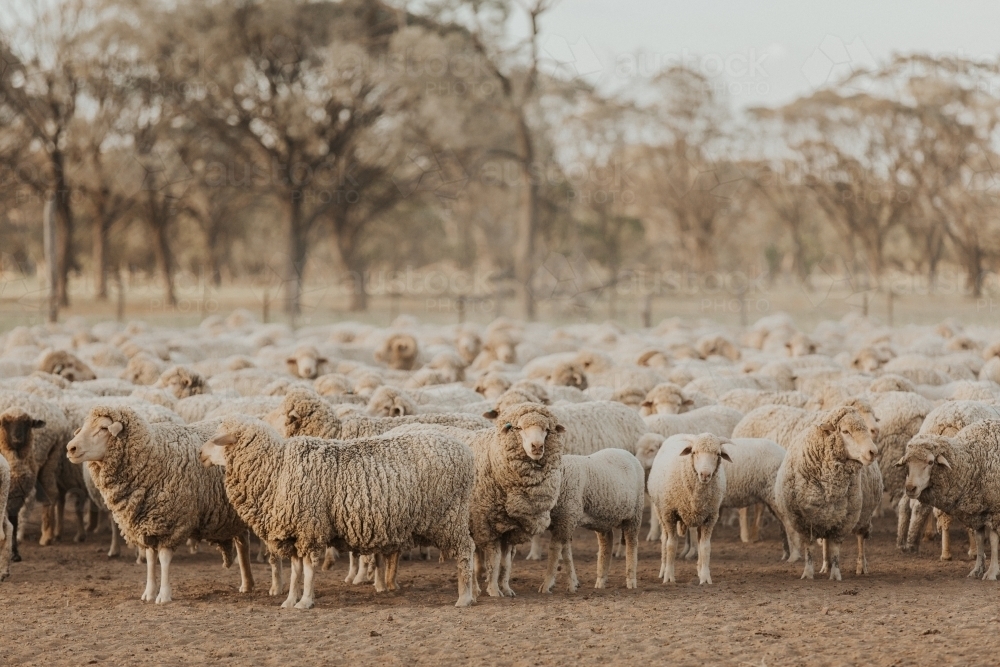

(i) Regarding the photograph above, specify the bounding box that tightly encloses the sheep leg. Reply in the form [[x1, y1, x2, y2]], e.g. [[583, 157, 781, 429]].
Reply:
[[455, 538, 475, 608], [86, 503, 100, 533], [9, 512, 20, 563], [472, 550, 482, 599], [856, 533, 869, 575], [595, 530, 613, 589], [72, 494, 86, 543], [345, 552, 358, 583], [646, 509, 661, 542], [895, 495, 912, 552], [565, 542, 579, 592], [483, 543, 503, 598], [939, 512, 952, 561], [662, 525, 677, 583], [906, 501, 933, 554], [386, 551, 400, 591], [539, 540, 562, 594], [256, 539, 267, 563], [16, 501, 29, 543], [374, 553, 387, 592], [828, 540, 843, 581], [141, 548, 157, 601], [752, 504, 765, 542], [108, 519, 121, 558], [985, 530, 1000, 581], [235, 532, 254, 594], [295, 556, 316, 609], [738, 507, 751, 543], [352, 555, 372, 585], [40, 504, 56, 546], [801, 541, 815, 580], [499, 543, 516, 597], [697, 524, 714, 585], [321, 547, 336, 571], [624, 524, 639, 590], [282, 556, 302, 608], [269, 553, 284, 596], [155, 547, 174, 604], [525, 534, 544, 560], [819, 539, 828, 574], [54, 495, 65, 542], [968, 529, 978, 560], [970, 528, 988, 579], [611, 528, 624, 559], [0, 516, 11, 581], [683, 528, 697, 561]]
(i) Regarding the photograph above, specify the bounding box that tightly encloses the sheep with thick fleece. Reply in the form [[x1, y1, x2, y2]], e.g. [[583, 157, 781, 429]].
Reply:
[[644, 405, 743, 440], [65, 407, 253, 604], [285, 345, 329, 380], [0, 455, 11, 581], [37, 350, 96, 382], [538, 449, 644, 593], [154, 366, 210, 399], [718, 389, 809, 414], [468, 404, 564, 598], [374, 333, 419, 371], [200, 416, 476, 608], [732, 398, 878, 449], [774, 406, 881, 580], [898, 422, 1000, 580], [902, 401, 1000, 559], [267, 388, 490, 439], [120, 353, 167, 385], [647, 433, 731, 585]]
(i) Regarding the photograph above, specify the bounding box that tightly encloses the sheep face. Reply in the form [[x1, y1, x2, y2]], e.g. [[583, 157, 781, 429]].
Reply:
[[898, 437, 952, 499], [635, 433, 665, 470], [158, 369, 205, 399], [641, 384, 686, 416], [680, 435, 732, 484], [66, 416, 122, 463], [199, 432, 235, 468], [475, 374, 510, 400], [825, 410, 878, 466], [503, 414, 564, 461], [0, 410, 45, 459], [547, 363, 587, 390], [40, 351, 97, 382], [287, 348, 327, 379]]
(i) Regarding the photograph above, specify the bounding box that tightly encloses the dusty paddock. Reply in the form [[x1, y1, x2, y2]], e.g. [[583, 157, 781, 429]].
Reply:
[[2, 511, 998, 667]]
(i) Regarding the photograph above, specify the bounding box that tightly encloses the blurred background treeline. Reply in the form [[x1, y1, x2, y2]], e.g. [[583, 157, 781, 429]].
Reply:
[[2, 0, 1000, 328]]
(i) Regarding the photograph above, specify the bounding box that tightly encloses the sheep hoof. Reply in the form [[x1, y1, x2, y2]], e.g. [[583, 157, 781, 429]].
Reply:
[[537, 583, 552, 594], [11, 554, 20, 563], [74, 534, 86, 544], [294, 599, 314, 610], [500, 586, 516, 597], [594, 579, 607, 589], [455, 594, 474, 608], [155, 593, 172, 604], [525, 552, 543, 561], [940, 553, 952, 561], [280, 599, 296, 609]]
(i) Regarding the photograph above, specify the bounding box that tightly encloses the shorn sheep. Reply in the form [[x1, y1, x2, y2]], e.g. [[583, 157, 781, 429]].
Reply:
[[201, 416, 477, 609], [538, 449, 645, 593], [66, 407, 254, 604]]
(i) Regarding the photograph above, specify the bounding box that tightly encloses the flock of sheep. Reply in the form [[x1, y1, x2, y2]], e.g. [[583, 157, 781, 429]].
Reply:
[[2, 309, 1000, 609]]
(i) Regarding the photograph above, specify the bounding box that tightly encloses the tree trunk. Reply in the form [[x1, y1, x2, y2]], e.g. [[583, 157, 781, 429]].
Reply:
[[966, 246, 983, 298], [284, 198, 308, 317], [151, 214, 177, 307], [52, 152, 74, 307], [513, 116, 537, 321], [93, 218, 108, 300]]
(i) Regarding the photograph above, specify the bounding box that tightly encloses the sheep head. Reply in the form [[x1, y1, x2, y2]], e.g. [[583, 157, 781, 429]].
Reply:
[[38, 350, 96, 382], [820, 406, 878, 466], [156, 366, 209, 399], [896, 434, 954, 499], [474, 372, 511, 400], [495, 404, 564, 462], [547, 362, 587, 390], [679, 433, 732, 484], [366, 386, 416, 417], [641, 383, 688, 416], [268, 388, 339, 438], [0, 409, 45, 459], [635, 433, 666, 470], [286, 345, 328, 379], [375, 334, 419, 371], [66, 408, 133, 463]]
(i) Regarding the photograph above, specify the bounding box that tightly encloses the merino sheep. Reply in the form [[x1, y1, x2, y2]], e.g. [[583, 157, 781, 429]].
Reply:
[[154, 366, 210, 399], [66, 407, 254, 604], [37, 350, 96, 382], [469, 404, 564, 597], [732, 398, 878, 449], [774, 406, 881, 580], [718, 389, 809, 414], [898, 421, 1000, 580], [201, 416, 477, 608], [647, 433, 732, 585], [374, 333, 419, 371], [538, 449, 645, 593], [286, 345, 329, 380], [120, 353, 167, 385]]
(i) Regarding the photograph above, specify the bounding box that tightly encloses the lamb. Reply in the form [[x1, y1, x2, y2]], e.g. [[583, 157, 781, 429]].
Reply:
[[0, 455, 11, 581], [37, 350, 97, 382], [154, 366, 211, 399], [644, 405, 744, 440], [268, 388, 491, 439], [538, 448, 644, 593], [374, 333, 419, 370], [897, 422, 1000, 580], [65, 407, 254, 604], [773, 406, 881, 580], [200, 416, 476, 608], [647, 433, 732, 585], [469, 404, 564, 597], [285, 345, 329, 379]]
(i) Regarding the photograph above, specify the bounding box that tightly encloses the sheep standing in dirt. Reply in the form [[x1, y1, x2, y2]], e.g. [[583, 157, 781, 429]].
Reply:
[[0, 408, 48, 561], [0, 455, 12, 581], [647, 433, 731, 585], [201, 416, 476, 609], [538, 448, 644, 593], [469, 404, 564, 597], [774, 406, 881, 581], [66, 407, 254, 604], [898, 422, 1000, 580]]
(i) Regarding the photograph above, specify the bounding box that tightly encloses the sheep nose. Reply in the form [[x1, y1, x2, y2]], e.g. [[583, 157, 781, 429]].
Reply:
[[698, 472, 711, 483], [531, 444, 544, 457], [905, 483, 916, 496]]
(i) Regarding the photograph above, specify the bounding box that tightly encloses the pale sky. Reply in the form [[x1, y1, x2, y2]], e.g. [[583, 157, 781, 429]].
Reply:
[[530, 0, 1000, 109]]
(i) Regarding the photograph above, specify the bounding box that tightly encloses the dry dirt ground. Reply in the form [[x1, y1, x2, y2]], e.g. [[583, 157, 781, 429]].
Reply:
[[3, 508, 999, 667]]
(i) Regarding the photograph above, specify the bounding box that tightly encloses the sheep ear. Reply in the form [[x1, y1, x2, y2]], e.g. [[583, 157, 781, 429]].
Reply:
[[32, 419, 46, 429], [317, 357, 328, 365], [107, 422, 123, 437], [720, 446, 733, 463], [554, 424, 565, 433], [641, 400, 653, 408], [288, 409, 301, 422], [286, 358, 296, 366], [894, 456, 906, 467], [209, 432, 237, 448], [679, 446, 693, 456], [681, 398, 694, 407], [936, 455, 952, 469], [182, 377, 192, 387], [483, 410, 498, 420]]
